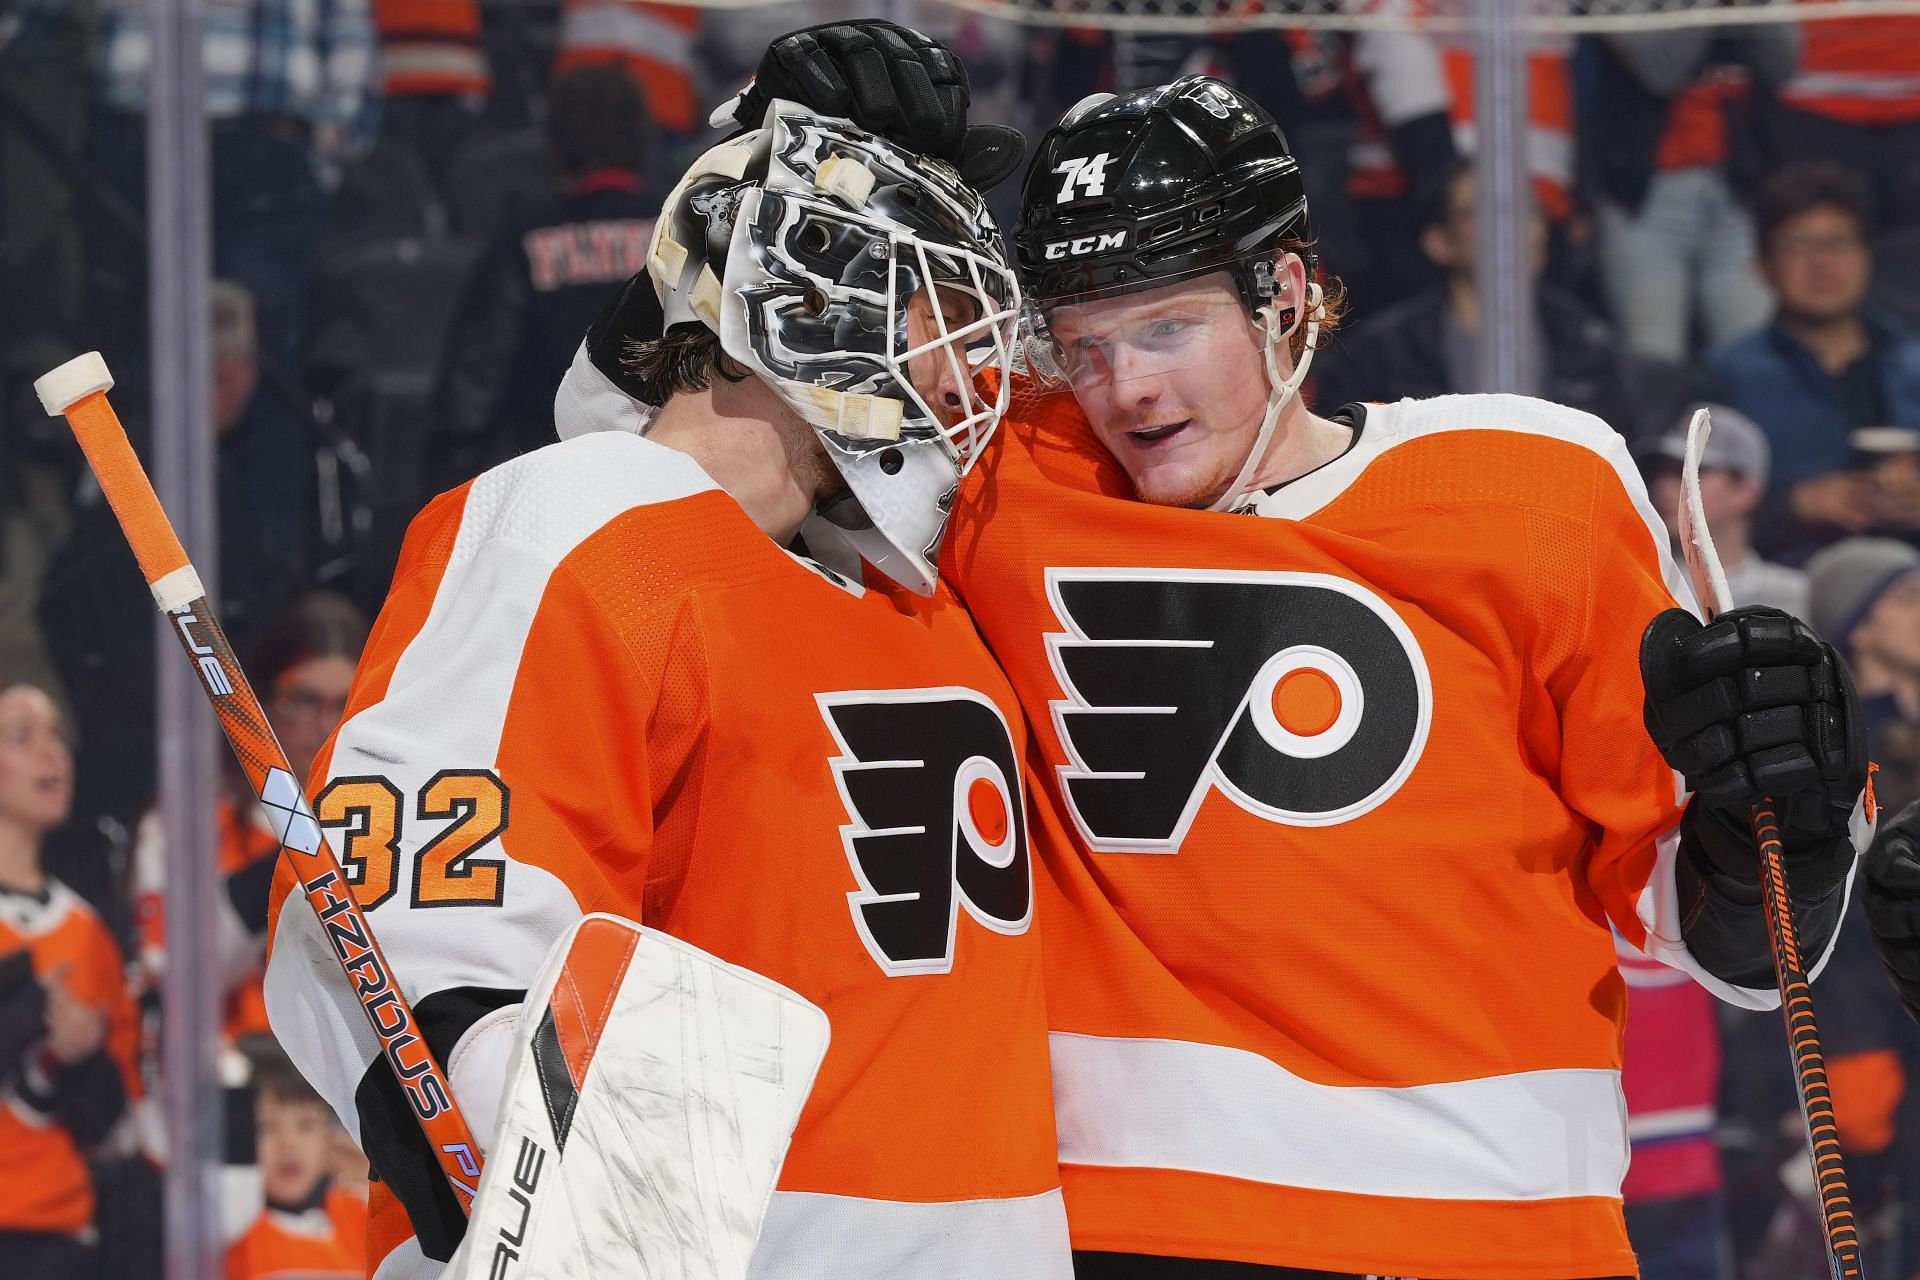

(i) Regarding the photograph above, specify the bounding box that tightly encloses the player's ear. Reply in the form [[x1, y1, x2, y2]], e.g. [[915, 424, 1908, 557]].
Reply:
[[1271, 252, 1309, 339], [1419, 223, 1454, 270]]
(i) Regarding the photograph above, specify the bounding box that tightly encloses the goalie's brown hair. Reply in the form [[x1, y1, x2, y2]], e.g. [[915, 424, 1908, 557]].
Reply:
[[621, 323, 749, 408]]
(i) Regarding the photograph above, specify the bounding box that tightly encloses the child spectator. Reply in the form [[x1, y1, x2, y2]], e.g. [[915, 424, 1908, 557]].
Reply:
[[224, 1041, 366, 1280], [1639, 405, 1809, 615], [0, 680, 138, 1278], [1707, 163, 1920, 558]]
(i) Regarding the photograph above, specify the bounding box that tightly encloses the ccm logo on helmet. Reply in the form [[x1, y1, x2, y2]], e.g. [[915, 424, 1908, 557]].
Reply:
[[1044, 230, 1128, 260], [819, 688, 1031, 975], [1045, 568, 1432, 852]]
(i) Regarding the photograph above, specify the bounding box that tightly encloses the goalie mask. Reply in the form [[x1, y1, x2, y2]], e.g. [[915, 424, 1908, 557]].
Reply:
[[648, 99, 1021, 594]]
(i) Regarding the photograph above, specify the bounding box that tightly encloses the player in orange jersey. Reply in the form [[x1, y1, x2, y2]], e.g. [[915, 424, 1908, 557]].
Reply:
[[723, 43, 1874, 1279], [225, 1042, 368, 1280], [0, 681, 139, 1277], [993, 78, 1867, 1280], [265, 98, 1072, 1278]]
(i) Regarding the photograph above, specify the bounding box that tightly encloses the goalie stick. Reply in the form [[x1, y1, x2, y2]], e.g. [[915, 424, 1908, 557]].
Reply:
[[34, 351, 485, 1214], [1678, 406, 1862, 1280]]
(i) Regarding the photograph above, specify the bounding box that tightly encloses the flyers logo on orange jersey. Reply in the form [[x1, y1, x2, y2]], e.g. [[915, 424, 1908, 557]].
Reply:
[[818, 689, 1031, 976], [1045, 569, 1433, 851]]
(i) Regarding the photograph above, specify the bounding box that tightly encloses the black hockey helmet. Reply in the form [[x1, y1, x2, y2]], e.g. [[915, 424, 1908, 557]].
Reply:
[[1015, 76, 1311, 314]]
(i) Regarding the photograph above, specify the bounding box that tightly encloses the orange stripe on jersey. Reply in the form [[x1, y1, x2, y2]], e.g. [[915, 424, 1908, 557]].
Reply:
[[549, 916, 640, 1091], [365, 1180, 413, 1277], [1440, 43, 1575, 220], [1781, 4, 1920, 124]]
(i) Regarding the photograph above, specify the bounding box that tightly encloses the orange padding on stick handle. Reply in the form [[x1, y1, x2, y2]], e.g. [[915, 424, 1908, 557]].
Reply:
[[64, 391, 191, 587]]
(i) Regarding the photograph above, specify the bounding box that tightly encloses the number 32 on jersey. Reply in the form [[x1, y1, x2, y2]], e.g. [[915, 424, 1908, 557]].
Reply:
[[314, 770, 510, 910]]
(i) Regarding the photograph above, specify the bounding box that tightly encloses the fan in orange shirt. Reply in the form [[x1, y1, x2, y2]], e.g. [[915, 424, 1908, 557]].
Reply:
[[225, 1042, 367, 1280], [0, 681, 139, 1278]]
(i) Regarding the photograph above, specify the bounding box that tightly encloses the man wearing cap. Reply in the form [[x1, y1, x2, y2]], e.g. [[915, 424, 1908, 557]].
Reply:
[[1810, 538, 1920, 816], [1641, 403, 1809, 615]]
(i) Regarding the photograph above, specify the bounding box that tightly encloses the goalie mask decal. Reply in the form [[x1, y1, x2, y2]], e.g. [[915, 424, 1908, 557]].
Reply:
[[818, 688, 1031, 975], [1045, 568, 1432, 852]]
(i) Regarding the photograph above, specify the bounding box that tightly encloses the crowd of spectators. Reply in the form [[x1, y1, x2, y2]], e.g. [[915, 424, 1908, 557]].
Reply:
[[2, 2, 1920, 1277]]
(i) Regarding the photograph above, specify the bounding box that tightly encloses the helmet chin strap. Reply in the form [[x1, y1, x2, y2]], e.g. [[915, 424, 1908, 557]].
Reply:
[[1207, 280, 1323, 513]]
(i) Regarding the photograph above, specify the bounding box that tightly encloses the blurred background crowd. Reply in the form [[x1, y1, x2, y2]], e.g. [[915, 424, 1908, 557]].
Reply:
[[2, 1, 1920, 1277]]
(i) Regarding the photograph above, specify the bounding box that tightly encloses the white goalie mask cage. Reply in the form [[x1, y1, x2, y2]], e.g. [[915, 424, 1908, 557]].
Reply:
[[647, 100, 1022, 594]]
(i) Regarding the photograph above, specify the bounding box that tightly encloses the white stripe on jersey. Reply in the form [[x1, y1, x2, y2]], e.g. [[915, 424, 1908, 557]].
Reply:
[[1051, 1031, 1627, 1202]]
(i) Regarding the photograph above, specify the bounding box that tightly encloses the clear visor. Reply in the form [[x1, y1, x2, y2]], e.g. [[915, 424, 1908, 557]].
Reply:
[[889, 236, 1022, 474], [1023, 257, 1273, 397]]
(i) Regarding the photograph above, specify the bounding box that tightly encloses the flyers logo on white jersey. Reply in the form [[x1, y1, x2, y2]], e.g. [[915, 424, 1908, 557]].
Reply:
[[1045, 568, 1432, 852], [819, 689, 1032, 975]]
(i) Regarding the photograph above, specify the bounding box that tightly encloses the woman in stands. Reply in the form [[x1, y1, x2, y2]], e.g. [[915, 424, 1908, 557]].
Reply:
[[0, 678, 138, 1278]]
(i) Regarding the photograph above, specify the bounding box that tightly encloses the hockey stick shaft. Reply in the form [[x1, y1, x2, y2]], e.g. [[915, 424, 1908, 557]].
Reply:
[[35, 352, 483, 1214], [1753, 805, 1861, 1278], [1678, 408, 1859, 1279]]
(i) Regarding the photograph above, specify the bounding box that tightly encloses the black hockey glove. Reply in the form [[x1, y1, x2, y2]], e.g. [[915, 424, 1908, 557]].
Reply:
[[1865, 800, 1920, 1023], [718, 19, 1025, 191], [1641, 605, 1867, 906]]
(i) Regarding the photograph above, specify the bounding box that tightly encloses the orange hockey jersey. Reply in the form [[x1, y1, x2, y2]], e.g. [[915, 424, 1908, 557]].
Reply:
[[262, 430, 1068, 1278], [940, 390, 1784, 1279], [0, 879, 139, 1237], [225, 1187, 368, 1280]]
